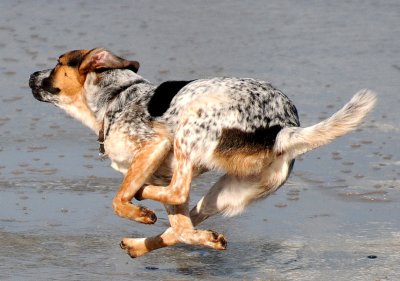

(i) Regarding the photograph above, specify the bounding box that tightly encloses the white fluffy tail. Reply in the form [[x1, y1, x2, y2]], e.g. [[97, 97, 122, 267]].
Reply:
[[274, 89, 377, 158]]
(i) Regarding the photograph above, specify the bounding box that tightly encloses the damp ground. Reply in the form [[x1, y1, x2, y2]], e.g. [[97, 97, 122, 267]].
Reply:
[[0, 1, 399, 280]]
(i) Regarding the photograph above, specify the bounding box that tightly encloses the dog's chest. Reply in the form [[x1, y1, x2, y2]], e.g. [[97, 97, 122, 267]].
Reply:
[[103, 118, 176, 184], [105, 132, 175, 185], [104, 129, 140, 174]]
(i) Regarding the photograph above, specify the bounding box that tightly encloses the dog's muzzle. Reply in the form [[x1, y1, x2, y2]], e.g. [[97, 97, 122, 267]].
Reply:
[[29, 70, 52, 102]]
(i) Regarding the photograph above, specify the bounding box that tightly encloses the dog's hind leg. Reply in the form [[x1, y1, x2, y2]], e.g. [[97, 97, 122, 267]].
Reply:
[[189, 174, 264, 226], [190, 158, 293, 226], [120, 226, 178, 258], [112, 137, 171, 224], [135, 138, 195, 206]]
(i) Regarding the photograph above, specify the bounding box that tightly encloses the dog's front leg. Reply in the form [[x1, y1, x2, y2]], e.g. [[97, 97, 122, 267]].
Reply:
[[119, 202, 184, 258], [112, 138, 171, 224], [120, 202, 226, 258], [124, 140, 227, 255]]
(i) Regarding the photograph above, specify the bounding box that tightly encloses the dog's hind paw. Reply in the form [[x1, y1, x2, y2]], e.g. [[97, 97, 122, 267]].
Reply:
[[207, 230, 228, 250], [120, 238, 151, 258]]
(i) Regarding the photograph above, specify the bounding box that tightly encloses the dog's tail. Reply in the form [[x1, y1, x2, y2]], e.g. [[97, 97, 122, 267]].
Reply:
[[274, 89, 376, 159]]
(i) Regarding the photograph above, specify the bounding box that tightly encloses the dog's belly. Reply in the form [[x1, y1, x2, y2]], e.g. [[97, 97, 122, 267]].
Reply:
[[146, 153, 176, 186]]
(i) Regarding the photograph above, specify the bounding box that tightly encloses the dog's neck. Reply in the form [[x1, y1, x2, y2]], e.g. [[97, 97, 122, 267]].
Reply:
[[56, 91, 101, 133], [82, 71, 156, 135]]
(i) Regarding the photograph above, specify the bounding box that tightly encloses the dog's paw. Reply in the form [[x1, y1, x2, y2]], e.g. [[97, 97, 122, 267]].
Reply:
[[136, 205, 157, 224], [186, 229, 227, 250], [120, 238, 149, 258], [207, 230, 227, 250]]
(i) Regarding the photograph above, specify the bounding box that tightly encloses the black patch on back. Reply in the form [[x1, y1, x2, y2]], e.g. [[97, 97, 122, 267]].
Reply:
[[216, 125, 283, 153], [148, 80, 194, 117]]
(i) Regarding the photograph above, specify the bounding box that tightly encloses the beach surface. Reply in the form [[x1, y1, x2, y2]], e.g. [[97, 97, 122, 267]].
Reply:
[[0, 1, 399, 280]]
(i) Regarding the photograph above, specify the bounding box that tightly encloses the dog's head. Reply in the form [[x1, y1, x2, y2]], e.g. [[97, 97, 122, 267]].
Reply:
[[29, 48, 140, 104], [29, 48, 141, 131]]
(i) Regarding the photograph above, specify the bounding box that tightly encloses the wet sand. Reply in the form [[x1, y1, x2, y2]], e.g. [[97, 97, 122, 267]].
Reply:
[[1, 1, 399, 280]]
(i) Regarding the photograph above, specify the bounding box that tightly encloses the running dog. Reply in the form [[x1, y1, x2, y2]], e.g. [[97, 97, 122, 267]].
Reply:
[[29, 48, 376, 258]]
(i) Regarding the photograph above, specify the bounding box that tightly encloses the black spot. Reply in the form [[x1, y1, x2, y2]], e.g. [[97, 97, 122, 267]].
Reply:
[[148, 80, 195, 117], [68, 56, 84, 67], [62, 50, 85, 67], [216, 125, 283, 153]]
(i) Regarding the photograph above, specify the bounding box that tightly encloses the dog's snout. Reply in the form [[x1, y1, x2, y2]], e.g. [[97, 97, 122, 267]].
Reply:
[[29, 72, 39, 89], [29, 70, 50, 102], [30, 71, 42, 77], [29, 69, 60, 103], [29, 70, 48, 89]]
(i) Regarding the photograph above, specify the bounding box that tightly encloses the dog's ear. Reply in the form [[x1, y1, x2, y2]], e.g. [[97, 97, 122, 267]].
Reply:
[[79, 48, 140, 74]]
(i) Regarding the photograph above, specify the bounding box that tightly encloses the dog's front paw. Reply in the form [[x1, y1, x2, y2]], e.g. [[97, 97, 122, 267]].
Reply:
[[136, 205, 157, 224], [113, 199, 157, 224]]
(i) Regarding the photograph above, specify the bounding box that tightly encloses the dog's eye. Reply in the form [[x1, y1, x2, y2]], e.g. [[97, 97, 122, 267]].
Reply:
[[64, 72, 68, 77]]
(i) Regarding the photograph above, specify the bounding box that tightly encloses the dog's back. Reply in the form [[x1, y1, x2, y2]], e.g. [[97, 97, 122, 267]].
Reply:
[[159, 78, 299, 175], [159, 78, 375, 178]]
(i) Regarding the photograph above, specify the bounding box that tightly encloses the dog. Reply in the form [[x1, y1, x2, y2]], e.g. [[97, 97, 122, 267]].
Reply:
[[29, 48, 376, 258]]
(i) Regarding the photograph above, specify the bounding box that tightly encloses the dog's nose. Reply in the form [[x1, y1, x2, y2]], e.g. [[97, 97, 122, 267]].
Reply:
[[29, 71, 41, 89]]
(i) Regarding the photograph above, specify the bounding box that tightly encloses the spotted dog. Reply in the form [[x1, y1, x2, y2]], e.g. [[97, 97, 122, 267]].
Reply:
[[29, 48, 376, 258]]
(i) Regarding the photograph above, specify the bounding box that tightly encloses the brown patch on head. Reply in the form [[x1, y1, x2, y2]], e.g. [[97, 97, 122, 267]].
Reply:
[[58, 49, 91, 68], [47, 48, 141, 100], [37, 49, 91, 104], [38, 49, 99, 131], [30, 48, 141, 132], [35, 48, 141, 103], [51, 50, 91, 99]]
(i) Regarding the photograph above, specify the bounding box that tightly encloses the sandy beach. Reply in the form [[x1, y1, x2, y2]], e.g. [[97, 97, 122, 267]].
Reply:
[[0, 1, 399, 280]]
